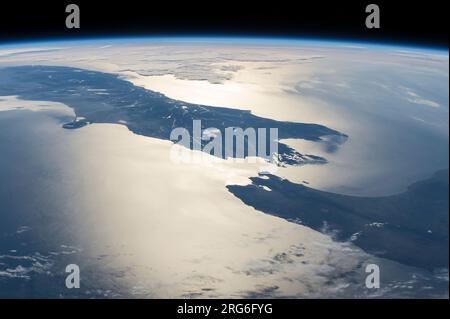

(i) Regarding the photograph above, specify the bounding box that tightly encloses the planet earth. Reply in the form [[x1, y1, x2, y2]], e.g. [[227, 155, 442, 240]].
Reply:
[[0, 37, 448, 298]]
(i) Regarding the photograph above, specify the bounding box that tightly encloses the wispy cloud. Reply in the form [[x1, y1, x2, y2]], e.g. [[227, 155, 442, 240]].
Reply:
[[403, 87, 440, 108]]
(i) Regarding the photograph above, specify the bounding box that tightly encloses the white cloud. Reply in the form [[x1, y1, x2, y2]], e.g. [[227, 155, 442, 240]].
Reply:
[[403, 87, 440, 108]]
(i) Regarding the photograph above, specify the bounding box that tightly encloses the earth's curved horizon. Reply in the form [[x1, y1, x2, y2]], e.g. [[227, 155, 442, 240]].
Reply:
[[0, 37, 448, 298]]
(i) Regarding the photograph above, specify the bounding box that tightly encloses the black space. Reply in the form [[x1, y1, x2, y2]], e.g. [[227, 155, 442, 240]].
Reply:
[[0, 0, 448, 48]]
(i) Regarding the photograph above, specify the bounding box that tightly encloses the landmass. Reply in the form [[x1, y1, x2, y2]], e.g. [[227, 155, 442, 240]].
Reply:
[[0, 65, 347, 166], [227, 169, 449, 270]]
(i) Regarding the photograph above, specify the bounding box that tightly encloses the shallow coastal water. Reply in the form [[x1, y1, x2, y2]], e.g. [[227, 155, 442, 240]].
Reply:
[[1, 96, 447, 298]]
